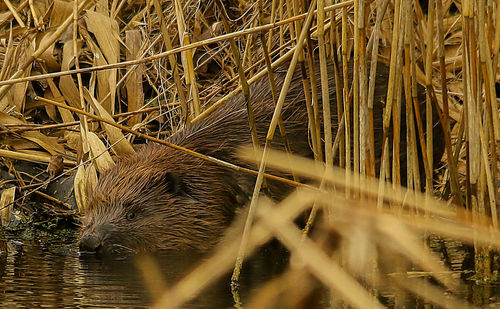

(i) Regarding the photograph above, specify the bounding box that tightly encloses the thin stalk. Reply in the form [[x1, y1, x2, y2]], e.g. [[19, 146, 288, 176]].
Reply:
[[424, 0, 435, 195], [318, 0, 333, 166], [173, 0, 201, 116], [367, 0, 390, 178], [378, 0, 402, 203], [34, 96, 303, 188], [353, 0, 360, 181], [357, 0, 368, 178], [341, 0, 351, 195], [478, 0, 498, 227], [73, 0, 90, 158], [257, 0, 299, 182], [153, 0, 188, 125], [436, 0, 462, 205], [330, 6, 345, 168], [215, 0, 262, 163], [231, 0, 318, 284]]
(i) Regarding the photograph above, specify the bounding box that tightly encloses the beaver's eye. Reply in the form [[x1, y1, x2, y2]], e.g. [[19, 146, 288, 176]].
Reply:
[[126, 211, 136, 221]]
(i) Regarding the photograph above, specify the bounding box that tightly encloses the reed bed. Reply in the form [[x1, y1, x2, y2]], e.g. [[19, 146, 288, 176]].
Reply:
[[0, 0, 498, 307]]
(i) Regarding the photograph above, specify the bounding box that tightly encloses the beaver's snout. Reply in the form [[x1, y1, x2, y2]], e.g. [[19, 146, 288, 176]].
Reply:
[[79, 234, 103, 253], [79, 223, 116, 255]]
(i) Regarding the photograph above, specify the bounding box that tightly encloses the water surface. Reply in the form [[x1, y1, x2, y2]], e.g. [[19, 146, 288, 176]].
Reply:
[[1, 232, 499, 308], [0, 232, 285, 308]]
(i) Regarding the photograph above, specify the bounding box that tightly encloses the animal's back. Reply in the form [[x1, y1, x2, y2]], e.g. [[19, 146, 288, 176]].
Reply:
[[79, 61, 444, 255]]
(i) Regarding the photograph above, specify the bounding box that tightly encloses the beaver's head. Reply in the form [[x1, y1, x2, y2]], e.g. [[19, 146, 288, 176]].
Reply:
[[78, 145, 244, 257]]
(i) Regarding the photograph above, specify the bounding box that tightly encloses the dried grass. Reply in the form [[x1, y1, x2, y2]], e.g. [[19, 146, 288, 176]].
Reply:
[[0, 0, 499, 307]]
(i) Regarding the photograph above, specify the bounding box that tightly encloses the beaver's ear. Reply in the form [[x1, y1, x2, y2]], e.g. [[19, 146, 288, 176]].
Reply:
[[163, 172, 183, 194]]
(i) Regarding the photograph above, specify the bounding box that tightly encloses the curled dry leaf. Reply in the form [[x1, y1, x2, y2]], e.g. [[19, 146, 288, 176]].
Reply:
[[87, 132, 115, 174], [74, 164, 98, 214], [73, 165, 87, 213], [84, 10, 119, 114], [46, 154, 64, 177], [0, 187, 15, 227], [59, 41, 82, 110], [85, 89, 135, 156]]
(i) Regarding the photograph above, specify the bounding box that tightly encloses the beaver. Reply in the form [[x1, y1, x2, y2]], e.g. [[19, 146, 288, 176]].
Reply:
[[78, 61, 444, 256]]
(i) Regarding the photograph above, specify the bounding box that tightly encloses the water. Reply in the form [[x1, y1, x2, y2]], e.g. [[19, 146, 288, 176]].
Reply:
[[1, 232, 500, 308], [0, 232, 286, 308]]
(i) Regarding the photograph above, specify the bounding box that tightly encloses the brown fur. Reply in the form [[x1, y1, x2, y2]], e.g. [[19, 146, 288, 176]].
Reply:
[[79, 62, 444, 256]]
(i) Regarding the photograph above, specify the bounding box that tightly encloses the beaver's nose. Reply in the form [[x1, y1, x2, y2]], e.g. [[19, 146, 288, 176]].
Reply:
[[79, 234, 102, 253]]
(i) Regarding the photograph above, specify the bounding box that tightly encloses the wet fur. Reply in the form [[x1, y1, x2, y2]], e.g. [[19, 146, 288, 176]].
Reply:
[[79, 62, 444, 255]]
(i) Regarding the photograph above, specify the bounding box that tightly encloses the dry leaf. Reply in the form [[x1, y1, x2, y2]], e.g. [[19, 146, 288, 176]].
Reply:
[[85, 10, 119, 114], [85, 89, 135, 156], [87, 131, 115, 173], [47, 154, 64, 177], [0, 187, 15, 227], [74, 164, 87, 213], [59, 41, 82, 109]]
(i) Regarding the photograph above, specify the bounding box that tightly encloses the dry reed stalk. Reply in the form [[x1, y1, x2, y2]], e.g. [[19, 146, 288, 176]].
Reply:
[[0, 149, 76, 166], [367, 0, 389, 179], [73, 0, 90, 160], [318, 0, 333, 166], [300, 0, 331, 237], [125, 30, 145, 127], [341, 0, 351, 197], [4, 0, 26, 28], [34, 95, 301, 188], [174, 0, 200, 117], [402, 0, 420, 191], [241, 18, 258, 75], [0, 25, 14, 81], [477, 0, 498, 227], [135, 254, 168, 304], [152, 0, 188, 125], [376, 0, 402, 207], [391, 10, 405, 189], [437, 0, 463, 208], [257, 0, 298, 182], [256, 201, 385, 309], [0, 187, 15, 228], [306, 15, 324, 164], [352, 0, 360, 192], [302, 42, 323, 162], [357, 0, 368, 179], [231, 0, 318, 284], [267, 0, 278, 51], [329, 6, 345, 169], [293, 0, 322, 162], [245, 269, 319, 309], [215, 0, 260, 153]]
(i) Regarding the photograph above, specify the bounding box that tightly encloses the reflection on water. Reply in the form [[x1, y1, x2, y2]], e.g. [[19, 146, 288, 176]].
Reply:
[[0, 233, 287, 308], [1, 232, 500, 308]]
